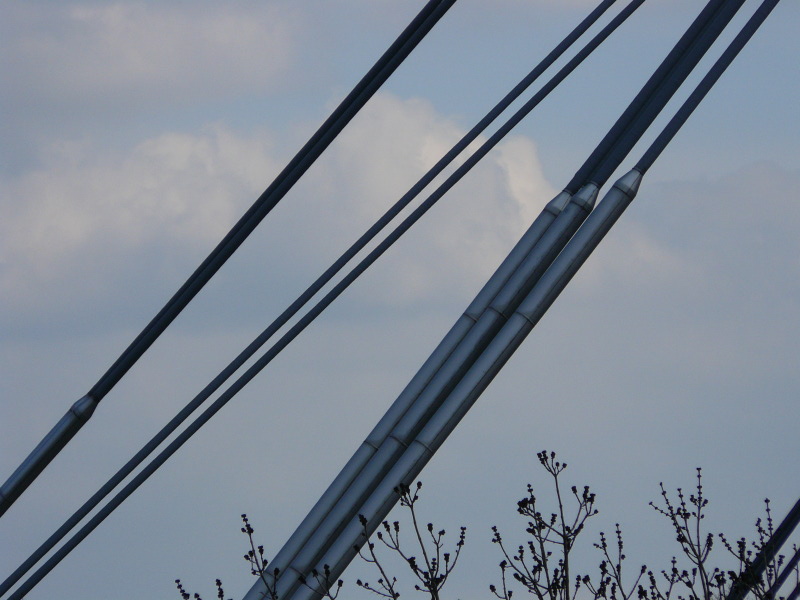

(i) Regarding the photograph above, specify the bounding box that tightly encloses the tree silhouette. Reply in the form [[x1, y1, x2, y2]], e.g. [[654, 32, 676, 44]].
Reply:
[[176, 451, 798, 600]]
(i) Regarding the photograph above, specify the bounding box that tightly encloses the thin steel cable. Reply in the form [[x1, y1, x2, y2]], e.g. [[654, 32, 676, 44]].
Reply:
[[566, 0, 731, 192], [0, 0, 456, 519], [89, 0, 455, 401], [766, 543, 800, 600], [637, 0, 781, 173], [0, 1, 622, 595], [588, 0, 747, 185], [3, 4, 649, 597], [728, 496, 800, 600]]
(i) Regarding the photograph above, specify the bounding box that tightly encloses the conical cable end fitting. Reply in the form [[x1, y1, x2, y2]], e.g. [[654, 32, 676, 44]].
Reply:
[[570, 182, 600, 212], [544, 190, 573, 216], [613, 169, 643, 199], [70, 394, 99, 423]]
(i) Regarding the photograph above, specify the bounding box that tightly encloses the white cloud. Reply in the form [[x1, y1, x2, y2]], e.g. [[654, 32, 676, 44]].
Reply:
[[575, 218, 699, 292], [1, 1, 296, 107], [495, 136, 555, 225], [289, 93, 558, 308], [0, 92, 557, 334], [0, 125, 280, 331]]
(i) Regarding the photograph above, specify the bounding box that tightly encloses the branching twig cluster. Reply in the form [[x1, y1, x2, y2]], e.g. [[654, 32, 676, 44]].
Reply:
[[579, 524, 647, 600], [176, 453, 797, 600], [488, 453, 796, 600], [356, 482, 466, 600], [644, 470, 794, 600], [490, 450, 611, 600], [175, 513, 341, 600]]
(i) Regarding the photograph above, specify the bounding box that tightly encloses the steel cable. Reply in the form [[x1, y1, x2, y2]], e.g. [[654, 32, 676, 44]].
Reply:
[[282, 1, 785, 597], [2, 1, 638, 597], [0, 0, 456, 519], [727, 495, 800, 600]]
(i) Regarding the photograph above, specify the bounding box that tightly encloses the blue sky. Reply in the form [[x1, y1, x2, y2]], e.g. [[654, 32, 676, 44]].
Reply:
[[1, 2, 799, 599]]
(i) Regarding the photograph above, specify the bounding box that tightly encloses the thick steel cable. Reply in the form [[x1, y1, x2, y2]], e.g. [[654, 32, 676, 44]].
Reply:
[[0, 2, 621, 596], [287, 2, 785, 596], [588, 0, 747, 186], [637, 0, 781, 173], [566, 0, 729, 192], [518, 0, 785, 334], [4, 3, 647, 598], [0, 0, 456, 519]]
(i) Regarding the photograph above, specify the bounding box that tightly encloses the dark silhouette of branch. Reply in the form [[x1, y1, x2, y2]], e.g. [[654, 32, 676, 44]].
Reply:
[[356, 482, 466, 600]]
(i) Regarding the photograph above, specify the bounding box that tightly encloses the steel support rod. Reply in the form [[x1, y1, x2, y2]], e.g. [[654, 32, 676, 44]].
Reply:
[[262, 184, 599, 600], [243, 2, 661, 596], [252, 0, 743, 595]]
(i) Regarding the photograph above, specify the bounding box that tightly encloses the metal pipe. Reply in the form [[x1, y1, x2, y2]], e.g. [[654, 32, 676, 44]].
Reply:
[[255, 191, 570, 587], [292, 0, 780, 580], [0, 0, 629, 591], [255, 0, 752, 592], [257, 185, 598, 600], [293, 173, 641, 600], [588, 0, 746, 186], [0, 396, 96, 513], [244, 3, 656, 596], [290, 0, 786, 596], [636, 0, 782, 174], [4, 5, 620, 591], [0, 0, 457, 519]]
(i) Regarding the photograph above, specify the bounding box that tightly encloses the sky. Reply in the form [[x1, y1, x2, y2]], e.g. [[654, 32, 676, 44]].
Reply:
[[1, 1, 799, 599]]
